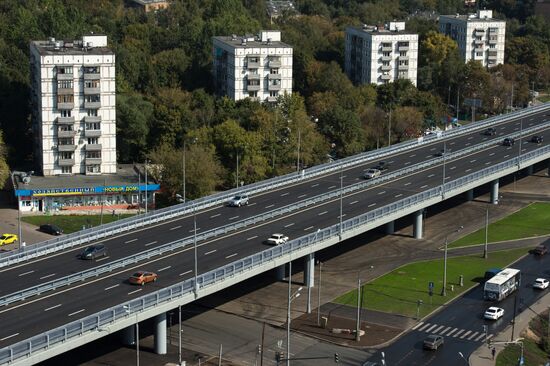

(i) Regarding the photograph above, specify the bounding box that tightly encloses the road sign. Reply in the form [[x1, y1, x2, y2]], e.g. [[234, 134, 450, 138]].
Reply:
[[429, 282, 434, 289]]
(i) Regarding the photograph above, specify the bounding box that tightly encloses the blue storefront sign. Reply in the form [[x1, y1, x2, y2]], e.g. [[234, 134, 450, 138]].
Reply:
[[16, 184, 160, 197]]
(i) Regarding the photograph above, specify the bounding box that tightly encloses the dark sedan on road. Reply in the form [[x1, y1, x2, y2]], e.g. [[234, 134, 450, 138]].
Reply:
[[531, 135, 543, 144], [423, 335, 444, 350], [39, 224, 63, 235], [80, 244, 107, 260]]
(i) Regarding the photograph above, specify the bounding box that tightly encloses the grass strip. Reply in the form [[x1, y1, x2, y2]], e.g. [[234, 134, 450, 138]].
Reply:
[[22, 214, 134, 234]]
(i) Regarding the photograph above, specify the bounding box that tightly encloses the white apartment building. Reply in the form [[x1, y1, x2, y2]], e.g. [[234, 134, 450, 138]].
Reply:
[[30, 35, 116, 176], [213, 30, 293, 102], [345, 22, 418, 86], [439, 10, 506, 67]]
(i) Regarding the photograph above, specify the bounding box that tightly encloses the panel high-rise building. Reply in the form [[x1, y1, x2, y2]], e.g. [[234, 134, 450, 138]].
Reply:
[[345, 22, 418, 86], [30, 35, 116, 176], [213, 30, 293, 102], [439, 10, 506, 67]]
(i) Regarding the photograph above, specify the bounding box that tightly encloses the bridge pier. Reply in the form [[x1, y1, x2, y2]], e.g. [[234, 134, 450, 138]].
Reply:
[[465, 189, 474, 201], [154, 313, 167, 355], [275, 264, 286, 281], [548, 159, 550, 176], [121, 325, 136, 346], [413, 210, 423, 239], [526, 165, 534, 175], [304, 253, 315, 314], [385, 221, 395, 234], [490, 179, 499, 205]]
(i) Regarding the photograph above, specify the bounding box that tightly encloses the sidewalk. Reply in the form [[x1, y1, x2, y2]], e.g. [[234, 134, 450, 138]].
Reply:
[[470, 292, 550, 366]]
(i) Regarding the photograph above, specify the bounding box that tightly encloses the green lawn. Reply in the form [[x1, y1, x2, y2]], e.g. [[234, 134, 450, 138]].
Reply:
[[22, 214, 134, 234], [449, 203, 550, 248], [334, 248, 527, 318], [496, 339, 548, 366]]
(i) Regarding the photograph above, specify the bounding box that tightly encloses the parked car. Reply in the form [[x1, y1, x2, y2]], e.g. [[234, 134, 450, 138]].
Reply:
[[531, 135, 543, 144], [374, 161, 389, 171], [266, 233, 289, 245], [484, 306, 504, 320], [423, 335, 444, 350], [0, 234, 18, 246], [364, 168, 381, 179], [80, 244, 107, 260], [484, 127, 497, 136], [129, 271, 158, 286], [228, 194, 249, 207], [533, 278, 549, 290], [531, 245, 548, 256], [503, 137, 515, 146], [39, 224, 63, 235]]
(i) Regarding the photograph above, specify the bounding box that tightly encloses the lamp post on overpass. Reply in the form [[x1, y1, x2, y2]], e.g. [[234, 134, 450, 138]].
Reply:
[[287, 260, 302, 366]]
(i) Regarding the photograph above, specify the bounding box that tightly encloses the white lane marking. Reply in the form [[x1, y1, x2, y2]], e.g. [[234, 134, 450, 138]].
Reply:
[[409, 154, 416, 157], [68, 309, 86, 317], [125, 238, 138, 243], [95, 256, 110, 262], [189, 228, 201, 233], [18, 270, 34, 277], [460, 330, 472, 339], [40, 273, 56, 280], [248, 203, 256, 207], [311, 183, 319, 188], [454, 329, 465, 338], [145, 241, 158, 247], [318, 211, 328, 216], [104, 284, 119, 291], [504, 155, 510, 158], [298, 194, 307, 198], [0, 333, 19, 341], [349, 200, 359, 205], [368, 203, 376, 207], [180, 270, 192, 276], [169, 226, 181, 231], [468, 331, 479, 340], [45, 304, 62, 312], [284, 223, 295, 228], [226, 253, 238, 259], [470, 159, 477, 163], [439, 326, 452, 335], [489, 152, 495, 156], [395, 194, 403, 198], [487, 334, 494, 340], [466, 169, 472, 172], [204, 249, 217, 256], [467, 136, 473, 140], [404, 182, 411, 186], [420, 185, 428, 189], [247, 235, 258, 241], [157, 265, 171, 272], [432, 325, 444, 333], [210, 213, 221, 218], [475, 333, 486, 342], [412, 322, 424, 330], [449, 166, 456, 170], [425, 324, 438, 333], [128, 289, 142, 296], [447, 328, 458, 336], [265, 204, 275, 209], [388, 161, 394, 164], [418, 323, 432, 332], [304, 226, 314, 231], [428, 174, 435, 178], [228, 216, 239, 220], [404, 161, 411, 165], [377, 191, 386, 195], [338, 214, 347, 219], [465, 142, 471, 146], [280, 192, 289, 197], [328, 185, 337, 189], [485, 162, 491, 165], [429, 148, 436, 151], [449, 141, 455, 145]]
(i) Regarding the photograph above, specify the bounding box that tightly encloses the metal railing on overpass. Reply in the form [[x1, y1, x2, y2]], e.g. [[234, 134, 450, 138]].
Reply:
[[2, 121, 549, 307], [2, 138, 550, 366], [1, 104, 548, 269]]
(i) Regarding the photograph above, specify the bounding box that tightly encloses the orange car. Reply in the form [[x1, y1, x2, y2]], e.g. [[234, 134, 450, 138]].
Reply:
[[129, 271, 158, 286]]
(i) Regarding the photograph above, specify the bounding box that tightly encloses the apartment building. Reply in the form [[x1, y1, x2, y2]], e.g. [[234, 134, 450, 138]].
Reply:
[[345, 22, 418, 86], [439, 10, 506, 67], [130, 0, 170, 12], [213, 30, 293, 102], [30, 35, 116, 176]]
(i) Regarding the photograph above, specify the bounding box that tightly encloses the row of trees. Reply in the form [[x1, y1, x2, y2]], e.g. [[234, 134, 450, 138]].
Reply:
[[0, 0, 546, 202]]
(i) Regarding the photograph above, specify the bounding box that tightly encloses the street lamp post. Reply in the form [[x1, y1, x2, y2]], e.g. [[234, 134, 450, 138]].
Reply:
[[416, 299, 423, 320], [442, 141, 447, 198], [144, 160, 149, 215], [317, 261, 322, 327], [286, 260, 302, 366], [355, 277, 361, 342], [194, 209, 198, 294], [178, 305, 182, 366], [296, 129, 301, 172], [442, 226, 464, 296], [339, 167, 343, 239], [483, 207, 489, 259], [17, 197, 22, 250]]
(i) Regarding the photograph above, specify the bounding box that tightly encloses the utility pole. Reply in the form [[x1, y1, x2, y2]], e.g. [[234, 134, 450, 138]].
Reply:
[[355, 277, 362, 342], [456, 87, 460, 122], [296, 129, 301, 172], [388, 108, 392, 147], [484, 207, 489, 259], [144, 160, 148, 214], [260, 322, 266, 366], [317, 261, 322, 326]]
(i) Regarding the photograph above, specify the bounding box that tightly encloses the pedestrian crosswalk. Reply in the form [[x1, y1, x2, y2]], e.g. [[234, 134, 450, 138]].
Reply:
[[412, 321, 494, 343]]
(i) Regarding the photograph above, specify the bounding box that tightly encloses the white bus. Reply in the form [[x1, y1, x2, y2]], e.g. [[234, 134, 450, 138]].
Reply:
[[483, 268, 521, 301]]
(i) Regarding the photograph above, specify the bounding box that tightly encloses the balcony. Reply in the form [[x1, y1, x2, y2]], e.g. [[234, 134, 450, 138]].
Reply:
[[56, 116, 75, 125], [84, 115, 101, 123], [268, 83, 281, 91], [380, 56, 392, 62], [85, 144, 102, 151], [248, 97, 260, 102], [57, 88, 73, 95], [247, 61, 260, 69], [58, 158, 75, 166], [58, 130, 76, 138], [474, 39, 484, 45], [57, 102, 74, 110], [488, 54, 498, 60], [268, 73, 282, 80], [398, 73, 409, 80], [57, 73, 73, 80], [57, 144, 76, 152], [247, 73, 261, 80], [84, 129, 101, 138], [85, 157, 102, 165], [380, 74, 391, 81], [398, 64, 409, 71], [84, 87, 101, 94], [84, 101, 101, 109], [266, 96, 278, 103], [399, 55, 409, 61], [398, 46, 409, 52], [488, 38, 498, 44], [246, 84, 261, 92], [84, 73, 100, 80], [474, 29, 485, 35], [268, 59, 281, 68], [488, 28, 499, 34], [381, 46, 392, 52], [380, 65, 391, 72]]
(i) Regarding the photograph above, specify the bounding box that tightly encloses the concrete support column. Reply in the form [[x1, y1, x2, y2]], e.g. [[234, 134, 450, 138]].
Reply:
[[121, 325, 135, 346], [413, 210, 423, 239], [385, 221, 395, 235], [526, 165, 534, 175], [490, 179, 499, 205], [275, 264, 286, 281], [465, 189, 474, 201], [154, 313, 167, 355], [303, 254, 315, 287], [547, 159, 550, 176]]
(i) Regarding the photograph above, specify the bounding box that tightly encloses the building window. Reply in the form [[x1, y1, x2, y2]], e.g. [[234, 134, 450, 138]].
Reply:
[[58, 80, 73, 89], [399, 51, 407, 57], [60, 152, 73, 159], [85, 95, 100, 103], [85, 151, 101, 159], [86, 122, 101, 130], [87, 109, 98, 116], [270, 91, 278, 97], [85, 80, 99, 88], [60, 110, 71, 117], [87, 137, 99, 145], [86, 165, 101, 173], [58, 125, 73, 132], [57, 95, 74, 103], [248, 91, 257, 97], [83, 66, 99, 74], [476, 52, 483, 57], [57, 66, 73, 75], [61, 166, 72, 174], [270, 68, 279, 74], [58, 138, 74, 145]]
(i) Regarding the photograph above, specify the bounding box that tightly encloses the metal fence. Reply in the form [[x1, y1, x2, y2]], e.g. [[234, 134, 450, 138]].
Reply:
[[1, 132, 550, 365], [1, 104, 548, 269]]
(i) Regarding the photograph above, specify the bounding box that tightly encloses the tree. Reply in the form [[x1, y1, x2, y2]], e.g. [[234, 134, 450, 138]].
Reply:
[[0, 130, 9, 189], [116, 94, 153, 163], [318, 105, 363, 157], [420, 31, 458, 67], [392, 106, 424, 141]]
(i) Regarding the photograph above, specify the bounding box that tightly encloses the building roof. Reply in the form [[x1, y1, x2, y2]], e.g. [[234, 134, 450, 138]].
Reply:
[[132, 0, 169, 4], [31, 37, 113, 56], [214, 35, 292, 49], [440, 12, 505, 23], [347, 23, 417, 37]]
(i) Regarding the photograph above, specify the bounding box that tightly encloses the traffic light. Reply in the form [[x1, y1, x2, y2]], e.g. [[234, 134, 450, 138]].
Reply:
[[257, 344, 262, 354], [276, 351, 285, 362], [334, 353, 340, 363]]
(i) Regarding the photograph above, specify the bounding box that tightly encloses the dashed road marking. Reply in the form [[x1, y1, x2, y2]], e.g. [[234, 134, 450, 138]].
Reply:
[[428, 174, 435, 178], [304, 226, 314, 231], [204, 249, 217, 256], [247, 236, 258, 241], [378, 191, 386, 195], [0, 333, 19, 341], [128, 289, 142, 295], [349, 200, 359, 205], [412, 322, 424, 330], [18, 270, 34, 277], [125, 238, 138, 243], [157, 266, 171, 272], [328, 185, 337, 189], [145, 241, 158, 247], [280, 192, 289, 197], [169, 226, 181, 231], [95, 256, 110, 262], [228, 216, 239, 220], [318, 211, 328, 216], [311, 183, 319, 188], [395, 194, 403, 198], [284, 223, 295, 228], [226, 253, 238, 259], [420, 185, 428, 189], [104, 284, 119, 291], [210, 213, 221, 218], [265, 204, 275, 209], [298, 194, 307, 198], [40, 273, 56, 280], [368, 203, 376, 207], [45, 304, 62, 312], [404, 182, 411, 186], [180, 270, 192, 276], [68, 309, 86, 317]]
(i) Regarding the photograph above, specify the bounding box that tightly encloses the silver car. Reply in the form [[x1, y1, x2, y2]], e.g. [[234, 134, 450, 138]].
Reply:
[[364, 169, 381, 179], [228, 194, 249, 207]]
